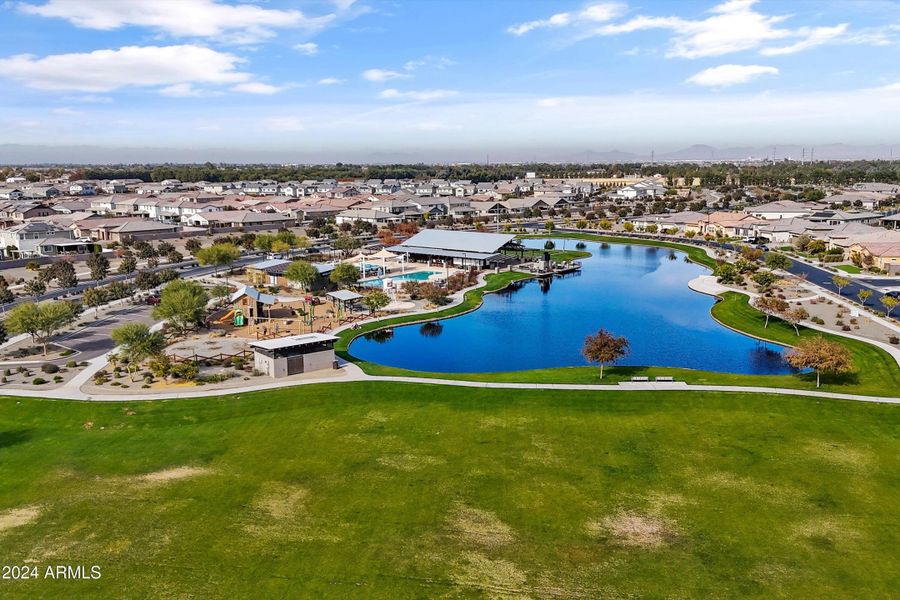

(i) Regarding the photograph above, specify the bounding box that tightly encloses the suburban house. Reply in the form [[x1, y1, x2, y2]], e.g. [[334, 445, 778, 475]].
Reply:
[[0, 222, 76, 257], [186, 211, 295, 231], [744, 200, 828, 220]]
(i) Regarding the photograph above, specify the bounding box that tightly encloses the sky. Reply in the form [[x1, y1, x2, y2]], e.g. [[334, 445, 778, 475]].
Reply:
[[1, 0, 899, 163]]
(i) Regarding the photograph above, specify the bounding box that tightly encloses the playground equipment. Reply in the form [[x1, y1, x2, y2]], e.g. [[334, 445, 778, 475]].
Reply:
[[216, 308, 245, 326]]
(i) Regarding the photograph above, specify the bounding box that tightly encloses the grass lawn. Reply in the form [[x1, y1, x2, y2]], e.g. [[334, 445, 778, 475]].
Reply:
[[507, 247, 592, 262], [518, 232, 718, 268], [834, 264, 862, 274], [0, 383, 897, 598]]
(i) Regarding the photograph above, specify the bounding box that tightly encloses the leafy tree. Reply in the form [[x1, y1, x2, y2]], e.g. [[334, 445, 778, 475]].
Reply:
[[684, 230, 696, 239], [0, 277, 14, 305], [582, 328, 630, 379], [185, 238, 202, 255], [167, 250, 183, 264], [803, 188, 826, 201], [831, 275, 850, 295], [118, 254, 138, 276], [544, 220, 555, 233], [87, 253, 110, 283], [284, 260, 319, 290], [753, 296, 790, 328], [134, 270, 160, 290], [751, 270, 779, 292], [82, 286, 107, 314], [764, 252, 792, 270], [157, 268, 179, 283], [111, 322, 165, 381], [270, 240, 292, 255], [881, 295, 899, 318], [253, 233, 276, 252], [146, 257, 159, 269], [622, 222, 635, 232], [333, 234, 361, 257], [598, 219, 612, 230], [210, 284, 231, 306], [785, 336, 853, 388], [857, 289, 872, 305], [134, 241, 157, 259], [50, 260, 77, 288], [329, 263, 360, 287], [544, 240, 555, 250], [5, 300, 77, 355], [152, 279, 209, 337], [196, 243, 241, 284], [156, 241, 175, 255], [24, 278, 46, 296], [645, 224, 658, 234], [361, 290, 391, 314], [739, 245, 764, 262], [714, 262, 741, 284]]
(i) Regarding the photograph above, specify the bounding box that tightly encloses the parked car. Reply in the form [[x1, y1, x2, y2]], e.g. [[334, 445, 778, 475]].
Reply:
[[146, 295, 161, 305]]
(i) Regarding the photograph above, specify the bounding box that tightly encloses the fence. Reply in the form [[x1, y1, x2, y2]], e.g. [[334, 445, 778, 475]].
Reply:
[[168, 350, 253, 364]]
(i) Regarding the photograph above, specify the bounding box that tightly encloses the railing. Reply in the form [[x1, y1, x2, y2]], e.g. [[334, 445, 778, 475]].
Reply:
[[168, 350, 253, 363]]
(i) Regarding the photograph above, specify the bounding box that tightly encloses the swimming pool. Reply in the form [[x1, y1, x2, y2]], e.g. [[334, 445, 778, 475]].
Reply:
[[361, 270, 440, 288], [350, 239, 797, 374]]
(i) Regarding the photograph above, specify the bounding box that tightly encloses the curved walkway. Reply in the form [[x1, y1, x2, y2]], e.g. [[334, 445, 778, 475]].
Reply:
[[2, 361, 898, 404]]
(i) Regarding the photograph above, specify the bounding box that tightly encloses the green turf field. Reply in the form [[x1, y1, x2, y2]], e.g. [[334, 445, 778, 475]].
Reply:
[[1, 383, 897, 598]]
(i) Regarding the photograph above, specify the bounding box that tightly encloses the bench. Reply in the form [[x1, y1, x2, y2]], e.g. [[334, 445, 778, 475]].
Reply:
[[655, 376, 675, 382], [630, 376, 650, 382]]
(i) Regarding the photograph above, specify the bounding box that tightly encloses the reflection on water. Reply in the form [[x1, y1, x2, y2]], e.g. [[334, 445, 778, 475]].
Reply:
[[419, 322, 443, 337], [350, 239, 797, 375], [363, 329, 394, 344]]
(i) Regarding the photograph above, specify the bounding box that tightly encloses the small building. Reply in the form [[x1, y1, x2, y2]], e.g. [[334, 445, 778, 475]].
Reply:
[[388, 229, 519, 268], [250, 333, 338, 378]]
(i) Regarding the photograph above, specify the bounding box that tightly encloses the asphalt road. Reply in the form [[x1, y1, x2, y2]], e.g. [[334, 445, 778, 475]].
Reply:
[[53, 304, 157, 362]]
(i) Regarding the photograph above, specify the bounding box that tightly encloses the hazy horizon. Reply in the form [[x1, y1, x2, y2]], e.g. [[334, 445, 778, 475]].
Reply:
[[2, 0, 900, 163]]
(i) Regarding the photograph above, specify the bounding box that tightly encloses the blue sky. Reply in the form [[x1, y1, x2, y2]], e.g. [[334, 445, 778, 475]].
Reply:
[[1, 0, 899, 162]]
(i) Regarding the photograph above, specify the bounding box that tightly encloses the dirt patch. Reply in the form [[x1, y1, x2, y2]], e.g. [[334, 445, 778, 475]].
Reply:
[[792, 517, 862, 547], [450, 505, 516, 548], [378, 453, 444, 471], [588, 511, 677, 548], [251, 482, 309, 520], [803, 440, 873, 470], [139, 465, 211, 484], [0, 505, 40, 533], [451, 551, 529, 597]]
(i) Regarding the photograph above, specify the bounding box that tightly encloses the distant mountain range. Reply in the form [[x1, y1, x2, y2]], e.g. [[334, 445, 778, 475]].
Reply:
[[0, 143, 896, 165]]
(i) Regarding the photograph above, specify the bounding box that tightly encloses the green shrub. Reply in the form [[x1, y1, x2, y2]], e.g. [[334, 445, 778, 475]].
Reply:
[[41, 363, 60, 374], [32, 377, 47, 385], [66, 360, 77, 368], [59, 349, 76, 357]]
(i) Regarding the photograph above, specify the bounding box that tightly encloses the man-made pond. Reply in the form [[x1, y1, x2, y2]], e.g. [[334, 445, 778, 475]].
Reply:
[[350, 239, 796, 374]]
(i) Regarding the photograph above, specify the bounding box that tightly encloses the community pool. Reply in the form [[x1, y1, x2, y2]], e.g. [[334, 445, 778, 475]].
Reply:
[[361, 270, 440, 288], [349, 239, 798, 374]]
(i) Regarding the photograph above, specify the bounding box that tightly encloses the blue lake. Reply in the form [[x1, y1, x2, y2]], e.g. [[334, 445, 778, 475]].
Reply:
[[349, 239, 796, 374]]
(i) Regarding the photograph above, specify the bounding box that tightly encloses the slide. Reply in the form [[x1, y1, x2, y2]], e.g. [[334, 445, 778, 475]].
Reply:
[[216, 308, 236, 324]]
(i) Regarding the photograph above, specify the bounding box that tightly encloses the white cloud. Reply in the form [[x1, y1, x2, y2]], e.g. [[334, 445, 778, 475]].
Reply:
[[686, 64, 778, 87], [19, 0, 335, 44], [0, 45, 251, 92], [159, 83, 205, 97], [231, 82, 283, 95], [65, 94, 113, 103], [362, 68, 410, 82], [261, 116, 304, 132], [293, 42, 319, 56], [760, 24, 848, 55], [508, 2, 623, 36], [519, 0, 864, 59], [317, 77, 344, 85], [403, 55, 455, 71], [378, 88, 458, 101]]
